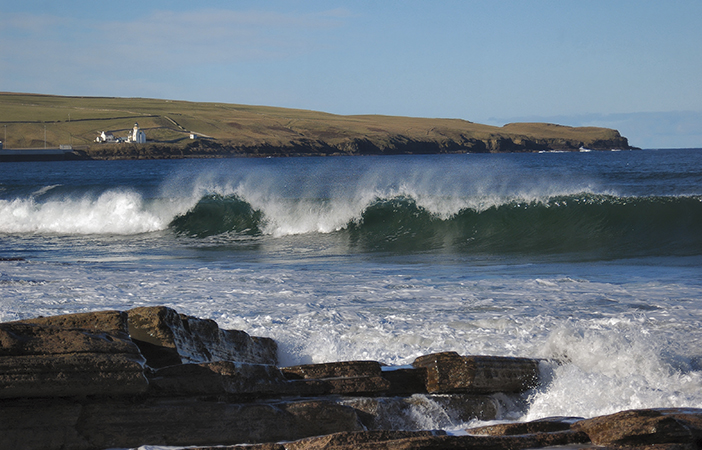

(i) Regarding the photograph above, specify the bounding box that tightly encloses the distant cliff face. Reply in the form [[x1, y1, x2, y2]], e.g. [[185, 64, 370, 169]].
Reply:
[[153, 129, 631, 159], [0, 93, 636, 159], [83, 131, 634, 160], [83, 118, 634, 159], [498, 123, 633, 152]]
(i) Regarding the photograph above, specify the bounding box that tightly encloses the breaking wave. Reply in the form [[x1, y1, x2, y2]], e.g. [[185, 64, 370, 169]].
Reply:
[[170, 192, 702, 257], [2, 170, 701, 258], [0, 190, 173, 235]]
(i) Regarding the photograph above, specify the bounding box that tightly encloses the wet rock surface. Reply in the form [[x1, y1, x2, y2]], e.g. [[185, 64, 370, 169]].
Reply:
[[127, 305, 278, 368], [412, 351, 540, 394], [0, 312, 147, 399], [571, 408, 702, 447], [1, 307, 700, 450]]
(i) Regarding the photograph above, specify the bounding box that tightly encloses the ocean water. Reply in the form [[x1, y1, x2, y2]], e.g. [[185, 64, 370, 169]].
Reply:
[[1, 149, 702, 429]]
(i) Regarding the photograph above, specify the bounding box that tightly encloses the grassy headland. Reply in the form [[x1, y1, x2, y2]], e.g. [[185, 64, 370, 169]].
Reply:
[[0, 92, 635, 159]]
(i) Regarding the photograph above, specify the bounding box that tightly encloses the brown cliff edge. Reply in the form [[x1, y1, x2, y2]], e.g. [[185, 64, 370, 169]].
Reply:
[[1, 307, 698, 450], [0, 93, 636, 160]]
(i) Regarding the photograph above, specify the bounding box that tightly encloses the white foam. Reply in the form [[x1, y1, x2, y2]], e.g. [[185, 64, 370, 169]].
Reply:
[[0, 157, 615, 238], [524, 319, 702, 420], [163, 159, 609, 237], [3, 157, 701, 428], [3, 243, 702, 424], [0, 190, 187, 235]]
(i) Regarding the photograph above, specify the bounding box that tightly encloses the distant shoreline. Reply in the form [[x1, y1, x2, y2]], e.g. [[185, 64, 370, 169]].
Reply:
[[0, 147, 88, 162], [0, 143, 638, 162], [0, 92, 637, 159]]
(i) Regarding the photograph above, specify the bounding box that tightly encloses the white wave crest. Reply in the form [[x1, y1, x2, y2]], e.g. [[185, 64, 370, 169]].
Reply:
[[0, 190, 179, 235], [525, 319, 702, 419], [12, 159, 609, 238], [165, 163, 608, 238]]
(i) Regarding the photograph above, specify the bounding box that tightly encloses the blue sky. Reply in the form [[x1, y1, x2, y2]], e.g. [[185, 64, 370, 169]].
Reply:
[[2, 0, 701, 148]]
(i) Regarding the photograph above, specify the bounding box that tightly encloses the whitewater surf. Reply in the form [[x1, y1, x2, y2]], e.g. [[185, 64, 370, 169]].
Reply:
[[1, 149, 701, 428]]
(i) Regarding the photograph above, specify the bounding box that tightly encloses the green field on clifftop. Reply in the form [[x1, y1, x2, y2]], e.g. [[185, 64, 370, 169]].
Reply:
[[0, 92, 631, 157]]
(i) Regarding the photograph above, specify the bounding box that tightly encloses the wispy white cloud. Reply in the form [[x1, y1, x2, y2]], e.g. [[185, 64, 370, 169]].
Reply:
[[0, 8, 350, 94], [99, 9, 316, 64], [0, 12, 66, 34], [107, 9, 344, 62]]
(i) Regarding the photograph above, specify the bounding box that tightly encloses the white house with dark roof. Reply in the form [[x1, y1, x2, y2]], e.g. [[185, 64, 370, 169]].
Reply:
[[95, 131, 116, 143]]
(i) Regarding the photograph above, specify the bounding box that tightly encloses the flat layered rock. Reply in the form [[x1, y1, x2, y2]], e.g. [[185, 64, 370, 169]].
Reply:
[[79, 398, 363, 449], [127, 306, 278, 368], [282, 361, 433, 397], [0, 397, 364, 450], [241, 430, 443, 450], [0, 321, 147, 398], [342, 394, 501, 430], [291, 375, 392, 396], [282, 361, 393, 396], [15, 310, 130, 337], [466, 416, 582, 436], [380, 366, 428, 396], [148, 361, 289, 397], [196, 428, 591, 450], [0, 399, 87, 450], [412, 352, 540, 394], [0, 321, 137, 356], [283, 360, 384, 379], [0, 352, 147, 398], [6, 308, 699, 450], [572, 408, 702, 447]]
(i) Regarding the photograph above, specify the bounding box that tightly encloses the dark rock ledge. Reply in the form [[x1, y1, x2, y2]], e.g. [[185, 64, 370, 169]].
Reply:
[[1, 307, 700, 450]]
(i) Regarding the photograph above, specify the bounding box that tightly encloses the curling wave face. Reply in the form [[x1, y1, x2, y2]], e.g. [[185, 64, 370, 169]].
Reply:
[[170, 191, 702, 257], [2, 164, 702, 259]]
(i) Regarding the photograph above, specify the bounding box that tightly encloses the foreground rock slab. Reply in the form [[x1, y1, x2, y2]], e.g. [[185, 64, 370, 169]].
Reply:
[[0, 314, 147, 398], [188, 428, 591, 450], [341, 394, 501, 430], [204, 410, 702, 450], [148, 360, 290, 398], [79, 398, 363, 449], [2, 307, 700, 450], [412, 351, 540, 394], [571, 408, 702, 447], [128, 306, 278, 368], [465, 415, 581, 435], [0, 397, 364, 449]]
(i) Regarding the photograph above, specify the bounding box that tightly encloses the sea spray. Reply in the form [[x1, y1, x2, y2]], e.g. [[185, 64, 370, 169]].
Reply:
[[167, 191, 702, 258], [2, 151, 702, 427], [0, 190, 171, 234], [524, 319, 702, 420]]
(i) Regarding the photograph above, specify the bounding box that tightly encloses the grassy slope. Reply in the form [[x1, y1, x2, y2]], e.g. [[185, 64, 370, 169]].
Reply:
[[0, 92, 630, 156]]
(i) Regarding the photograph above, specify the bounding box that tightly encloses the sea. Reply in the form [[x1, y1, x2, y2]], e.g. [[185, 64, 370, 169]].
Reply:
[[1, 149, 702, 433]]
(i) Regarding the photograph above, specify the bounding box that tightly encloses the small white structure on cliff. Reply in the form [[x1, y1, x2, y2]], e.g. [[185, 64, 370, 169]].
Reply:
[[95, 131, 116, 143], [95, 123, 146, 144], [128, 123, 146, 143]]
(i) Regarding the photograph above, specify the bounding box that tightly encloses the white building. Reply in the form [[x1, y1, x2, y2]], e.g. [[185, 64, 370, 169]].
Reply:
[[95, 123, 146, 144], [128, 123, 146, 144], [95, 131, 116, 143]]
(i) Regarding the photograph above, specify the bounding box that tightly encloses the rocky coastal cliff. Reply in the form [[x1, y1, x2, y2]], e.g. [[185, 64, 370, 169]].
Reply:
[[2, 307, 700, 449], [81, 123, 634, 160], [84, 124, 634, 159], [0, 93, 636, 160]]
